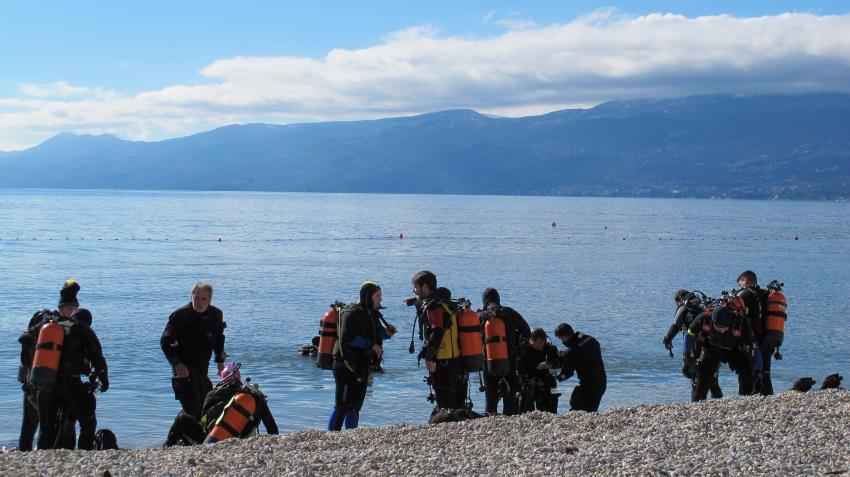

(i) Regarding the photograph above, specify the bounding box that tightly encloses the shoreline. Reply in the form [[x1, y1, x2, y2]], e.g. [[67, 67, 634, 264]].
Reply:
[[1, 389, 848, 476]]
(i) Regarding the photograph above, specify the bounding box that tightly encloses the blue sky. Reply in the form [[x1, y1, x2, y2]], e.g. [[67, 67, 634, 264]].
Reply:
[[1, 1, 849, 150]]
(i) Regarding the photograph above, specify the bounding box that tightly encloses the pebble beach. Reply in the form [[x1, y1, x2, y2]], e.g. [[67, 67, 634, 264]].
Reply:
[[2, 389, 848, 476]]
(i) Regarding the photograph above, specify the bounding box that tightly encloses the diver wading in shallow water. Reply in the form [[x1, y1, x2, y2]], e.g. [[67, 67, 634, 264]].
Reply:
[[327, 282, 396, 431], [554, 323, 606, 412], [161, 282, 227, 442]]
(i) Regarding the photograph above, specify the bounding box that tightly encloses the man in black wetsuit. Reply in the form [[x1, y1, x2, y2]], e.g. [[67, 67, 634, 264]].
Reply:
[[736, 270, 771, 395], [161, 282, 227, 422], [520, 328, 561, 413], [20, 280, 109, 450], [554, 323, 606, 412], [411, 271, 467, 414], [687, 306, 754, 401], [478, 288, 531, 416], [663, 289, 722, 399]]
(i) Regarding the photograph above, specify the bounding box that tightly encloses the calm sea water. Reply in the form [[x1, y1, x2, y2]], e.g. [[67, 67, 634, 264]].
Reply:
[[1, 189, 848, 449]]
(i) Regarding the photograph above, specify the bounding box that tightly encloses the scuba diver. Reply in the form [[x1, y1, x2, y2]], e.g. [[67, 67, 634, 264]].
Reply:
[[327, 282, 396, 431], [663, 289, 722, 399], [519, 328, 561, 413], [736, 270, 770, 395], [161, 281, 227, 421], [687, 305, 755, 401], [300, 336, 320, 356], [409, 271, 468, 418], [17, 281, 84, 451], [19, 280, 109, 450], [554, 323, 607, 412], [165, 362, 278, 446], [477, 288, 531, 416]]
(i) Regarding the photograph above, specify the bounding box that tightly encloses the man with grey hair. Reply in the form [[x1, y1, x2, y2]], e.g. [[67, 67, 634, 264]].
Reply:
[[161, 282, 227, 445]]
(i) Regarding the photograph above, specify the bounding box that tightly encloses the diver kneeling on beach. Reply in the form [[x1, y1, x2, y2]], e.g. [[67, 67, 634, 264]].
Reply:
[[164, 362, 278, 446]]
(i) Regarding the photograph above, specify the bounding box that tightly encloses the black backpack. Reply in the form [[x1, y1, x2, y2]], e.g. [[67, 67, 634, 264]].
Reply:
[[95, 429, 118, 450]]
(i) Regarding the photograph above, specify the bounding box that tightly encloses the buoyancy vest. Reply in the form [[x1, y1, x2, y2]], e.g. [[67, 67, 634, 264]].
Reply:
[[698, 309, 745, 351], [435, 302, 461, 360]]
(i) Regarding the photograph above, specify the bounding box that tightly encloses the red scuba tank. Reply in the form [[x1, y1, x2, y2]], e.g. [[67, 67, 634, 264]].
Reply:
[[765, 288, 787, 334], [204, 391, 258, 443], [484, 316, 509, 377], [317, 305, 340, 369], [30, 319, 66, 392], [457, 308, 484, 373]]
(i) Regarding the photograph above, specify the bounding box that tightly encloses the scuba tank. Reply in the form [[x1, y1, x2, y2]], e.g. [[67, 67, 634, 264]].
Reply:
[[317, 302, 345, 370], [765, 281, 787, 334], [457, 303, 484, 373], [30, 316, 66, 392], [484, 315, 509, 377], [204, 387, 258, 443]]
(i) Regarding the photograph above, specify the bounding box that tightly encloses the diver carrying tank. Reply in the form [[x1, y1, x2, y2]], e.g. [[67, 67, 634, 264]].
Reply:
[[30, 314, 66, 392], [484, 315, 509, 377], [204, 387, 258, 443], [317, 302, 346, 369]]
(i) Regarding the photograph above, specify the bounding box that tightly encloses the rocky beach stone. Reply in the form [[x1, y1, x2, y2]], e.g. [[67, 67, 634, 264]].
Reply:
[[1, 389, 848, 476]]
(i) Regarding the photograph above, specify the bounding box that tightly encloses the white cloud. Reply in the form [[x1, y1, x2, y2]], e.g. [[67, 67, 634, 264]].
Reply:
[[18, 81, 103, 99], [2, 10, 850, 150]]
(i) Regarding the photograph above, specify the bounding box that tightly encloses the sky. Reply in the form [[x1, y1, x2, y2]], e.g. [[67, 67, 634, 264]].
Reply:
[[1, 1, 849, 151]]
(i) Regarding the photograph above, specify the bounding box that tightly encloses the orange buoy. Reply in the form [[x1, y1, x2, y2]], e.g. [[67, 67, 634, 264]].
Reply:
[[484, 316, 509, 377], [457, 308, 483, 372], [317, 305, 340, 369], [30, 320, 66, 392], [399, 232, 404, 239], [204, 391, 257, 443]]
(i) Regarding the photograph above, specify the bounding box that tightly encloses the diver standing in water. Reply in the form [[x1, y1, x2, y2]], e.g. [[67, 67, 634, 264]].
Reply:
[[328, 282, 395, 431], [161, 282, 227, 420]]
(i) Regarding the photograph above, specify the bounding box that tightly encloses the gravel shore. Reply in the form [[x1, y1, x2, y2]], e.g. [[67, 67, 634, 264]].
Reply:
[[2, 389, 848, 476]]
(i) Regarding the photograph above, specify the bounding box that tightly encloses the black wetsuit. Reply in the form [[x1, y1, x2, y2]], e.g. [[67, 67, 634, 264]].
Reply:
[[328, 297, 389, 431], [688, 313, 754, 401], [20, 316, 108, 450], [478, 302, 531, 415], [520, 341, 561, 413], [17, 310, 47, 451], [559, 333, 606, 412], [161, 303, 226, 418], [167, 379, 278, 446], [665, 303, 722, 399], [737, 285, 772, 395]]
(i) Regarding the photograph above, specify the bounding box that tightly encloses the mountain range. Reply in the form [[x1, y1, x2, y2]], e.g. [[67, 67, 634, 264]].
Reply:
[[2, 93, 849, 199]]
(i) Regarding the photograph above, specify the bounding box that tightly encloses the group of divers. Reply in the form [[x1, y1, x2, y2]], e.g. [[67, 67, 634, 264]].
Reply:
[[14, 270, 844, 451]]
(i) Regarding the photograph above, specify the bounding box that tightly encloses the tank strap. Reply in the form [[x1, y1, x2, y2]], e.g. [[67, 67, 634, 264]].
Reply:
[[216, 420, 240, 437], [485, 336, 505, 344], [319, 319, 337, 329], [319, 331, 336, 337], [458, 325, 480, 332], [230, 401, 254, 420], [35, 342, 62, 351]]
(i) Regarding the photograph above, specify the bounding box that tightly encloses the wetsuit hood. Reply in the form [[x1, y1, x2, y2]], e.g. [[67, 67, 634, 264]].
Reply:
[[359, 281, 381, 311], [482, 288, 500, 308]]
